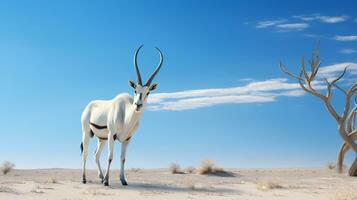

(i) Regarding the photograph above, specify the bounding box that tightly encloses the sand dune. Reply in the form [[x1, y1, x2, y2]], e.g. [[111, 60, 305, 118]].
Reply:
[[0, 168, 356, 200]]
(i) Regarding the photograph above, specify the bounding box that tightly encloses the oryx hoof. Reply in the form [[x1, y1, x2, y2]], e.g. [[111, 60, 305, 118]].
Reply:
[[120, 179, 128, 186], [82, 179, 86, 184], [103, 179, 109, 186], [99, 175, 104, 183]]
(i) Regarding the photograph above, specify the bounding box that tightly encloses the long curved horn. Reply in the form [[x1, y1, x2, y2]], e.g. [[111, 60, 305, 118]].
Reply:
[[134, 45, 144, 85], [145, 47, 163, 86]]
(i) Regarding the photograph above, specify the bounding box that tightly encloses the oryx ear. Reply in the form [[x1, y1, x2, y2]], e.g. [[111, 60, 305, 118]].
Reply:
[[129, 80, 137, 89], [149, 83, 158, 91]]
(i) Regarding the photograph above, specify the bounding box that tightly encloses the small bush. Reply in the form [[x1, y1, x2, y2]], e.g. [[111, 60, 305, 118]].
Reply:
[[185, 167, 196, 174], [326, 162, 336, 170], [186, 182, 196, 190], [197, 159, 227, 175], [257, 180, 284, 190], [0, 186, 17, 193], [198, 160, 215, 174], [1, 161, 15, 175], [334, 188, 357, 200], [169, 163, 182, 174], [46, 177, 58, 184]]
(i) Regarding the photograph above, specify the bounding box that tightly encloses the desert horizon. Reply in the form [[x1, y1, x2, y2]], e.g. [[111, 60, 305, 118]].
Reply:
[[2, 166, 357, 200]]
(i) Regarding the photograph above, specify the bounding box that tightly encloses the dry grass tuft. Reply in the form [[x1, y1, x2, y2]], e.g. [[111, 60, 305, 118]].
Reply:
[[170, 163, 183, 174], [83, 188, 111, 196], [129, 168, 141, 173], [31, 185, 45, 194], [0, 186, 17, 194], [257, 180, 284, 190], [185, 166, 196, 174], [46, 177, 58, 184], [1, 161, 15, 175], [333, 188, 357, 200], [198, 160, 215, 174], [326, 162, 336, 170], [186, 182, 196, 190], [197, 160, 226, 175]]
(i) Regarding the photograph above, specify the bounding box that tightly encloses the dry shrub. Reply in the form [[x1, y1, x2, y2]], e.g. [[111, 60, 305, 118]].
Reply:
[[31, 185, 44, 194], [197, 160, 225, 174], [170, 163, 182, 174], [185, 166, 196, 174], [129, 168, 141, 173], [45, 177, 58, 184], [326, 162, 336, 170], [186, 182, 196, 190], [198, 160, 215, 174], [1, 161, 15, 175], [333, 188, 357, 200], [83, 188, 110, 196], [0, 186, 17, 194], [257, 180, 284, 190]]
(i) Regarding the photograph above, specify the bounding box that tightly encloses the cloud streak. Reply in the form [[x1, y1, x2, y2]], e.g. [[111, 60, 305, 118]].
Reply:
[[335, 35, 357, 41], [252, 14, 350, 33], [340, 48, 357, 54], [255, 19, 286, 28], [148, 63, 357, 111], [294, 14, 349, 23], [276, 23, 309, 31]]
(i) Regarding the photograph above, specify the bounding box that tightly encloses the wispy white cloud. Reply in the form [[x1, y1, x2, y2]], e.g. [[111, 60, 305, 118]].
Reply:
[[148, 63, 357, 111], [340, 48, 357, 54], [318, 62, 357, 76], [334, 35, 357, 41], [294, 14, 349, 23], [276, 23, 309, 32], [302, 33, 320, 38], [255, 19, 286, 28], [254, 20, 308, 32]]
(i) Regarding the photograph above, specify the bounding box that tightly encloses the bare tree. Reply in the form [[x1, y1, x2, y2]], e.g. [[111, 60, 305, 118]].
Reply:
[[280, 44, 357, 176]]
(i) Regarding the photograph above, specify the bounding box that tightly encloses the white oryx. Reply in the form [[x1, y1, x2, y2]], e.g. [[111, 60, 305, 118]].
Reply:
[[80, 45, 163, 186]]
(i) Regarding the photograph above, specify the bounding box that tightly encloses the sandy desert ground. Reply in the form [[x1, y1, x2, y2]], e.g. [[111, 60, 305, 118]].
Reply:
[[1, 168, 357, 200]]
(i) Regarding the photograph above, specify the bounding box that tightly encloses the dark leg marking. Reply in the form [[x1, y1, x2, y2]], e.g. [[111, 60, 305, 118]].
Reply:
[[80, 143, 83, 155], [82, 174, 86, 184], [90, 130, 94, 138], [113, 134, 117, 140], [121, 179, 128, 186], [126, 136, 131, 142], [103, 159, 112, 186]]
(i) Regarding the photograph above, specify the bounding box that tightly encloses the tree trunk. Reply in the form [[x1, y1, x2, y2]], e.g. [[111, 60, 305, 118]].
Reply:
[[349, 157, 357, 176], [337, 143, 348, 173], [336, 131, 357, 175]]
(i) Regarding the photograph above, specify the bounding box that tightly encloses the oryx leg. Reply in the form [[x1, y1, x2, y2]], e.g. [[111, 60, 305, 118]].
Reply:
[[81, 124, 91, 184], [120, 140, 130, 185], [94, 139, 106, 182], [103, 133, 115, 186]]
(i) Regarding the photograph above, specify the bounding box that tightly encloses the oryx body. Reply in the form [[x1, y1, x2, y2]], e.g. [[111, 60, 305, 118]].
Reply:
[[80, 45, 163, 186]]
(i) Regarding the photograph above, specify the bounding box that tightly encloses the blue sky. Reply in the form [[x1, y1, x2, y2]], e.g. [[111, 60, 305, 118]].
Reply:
[[0, 0, 357, 169]]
